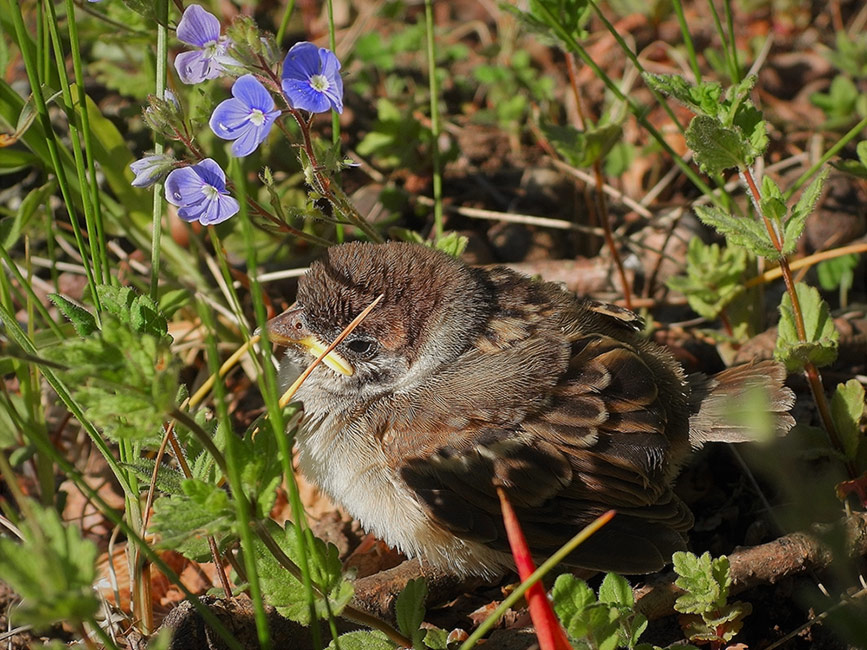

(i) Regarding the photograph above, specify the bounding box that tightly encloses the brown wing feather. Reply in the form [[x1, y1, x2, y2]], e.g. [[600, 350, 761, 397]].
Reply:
[[382, 322, 692, 573]]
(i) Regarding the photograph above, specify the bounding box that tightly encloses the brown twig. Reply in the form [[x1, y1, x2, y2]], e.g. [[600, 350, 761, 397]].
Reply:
[[634, 511, 867, 620]]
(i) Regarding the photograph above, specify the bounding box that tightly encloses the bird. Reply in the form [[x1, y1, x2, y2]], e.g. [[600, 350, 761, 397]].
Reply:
[[266, 241, 795, 579]]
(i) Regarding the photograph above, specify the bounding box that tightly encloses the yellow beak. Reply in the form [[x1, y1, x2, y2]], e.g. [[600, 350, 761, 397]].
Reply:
[[266, 308, 355, 377]]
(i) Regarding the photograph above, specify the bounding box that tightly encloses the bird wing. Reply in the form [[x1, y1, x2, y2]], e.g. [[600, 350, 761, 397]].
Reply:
[[380, 331, 693, 574]]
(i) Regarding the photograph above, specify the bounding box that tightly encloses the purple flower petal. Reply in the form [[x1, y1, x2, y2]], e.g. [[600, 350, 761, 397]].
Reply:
[[164, 159, 239, 225], [209, 75, 280, 157], [281, 79, 332, 113], [175, 49, 220, 85], [192, 158, 228, 190], [232, 74, 275, 111], [199, 193, 240, 225], [280, 42, 344, 114], [281, 42, 323, 81], [176, 4, 220, 48]]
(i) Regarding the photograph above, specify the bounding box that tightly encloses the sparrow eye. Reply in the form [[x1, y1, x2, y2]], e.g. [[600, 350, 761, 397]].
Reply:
[[346, 337, 378, 357]]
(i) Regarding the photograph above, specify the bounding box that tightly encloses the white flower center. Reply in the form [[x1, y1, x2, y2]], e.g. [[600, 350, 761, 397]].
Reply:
[[203, 184, 220, 201], [249, 108, 265, 126], [309, 74, 330, 92]]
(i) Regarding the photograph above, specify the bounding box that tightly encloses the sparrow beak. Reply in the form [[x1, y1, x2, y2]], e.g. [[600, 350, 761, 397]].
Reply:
[[265, 306, 355, 376]]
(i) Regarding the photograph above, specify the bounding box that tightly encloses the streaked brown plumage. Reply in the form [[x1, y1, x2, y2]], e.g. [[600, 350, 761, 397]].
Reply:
[[268, 241, 794, 578]]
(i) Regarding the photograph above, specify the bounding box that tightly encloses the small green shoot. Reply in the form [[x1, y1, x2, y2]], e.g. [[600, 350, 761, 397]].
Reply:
[[666, 239, 748, 321], [552, 573, 648, 650], [672, 551, 752, 646], [774, 282, 839, 373]]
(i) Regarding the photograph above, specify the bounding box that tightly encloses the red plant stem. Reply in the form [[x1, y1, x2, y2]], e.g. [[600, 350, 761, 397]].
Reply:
[[497, 487, 573, 650], [741, 167, 854, 479]]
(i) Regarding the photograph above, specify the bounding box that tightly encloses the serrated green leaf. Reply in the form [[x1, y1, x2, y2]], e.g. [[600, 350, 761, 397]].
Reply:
[[396, 578, 427, 643], [774, 283, 839, 372], [49, 294, 98, 337], [255, 521, 353, 625], [325, 630, 394, 650], [831, 379, 866, 459], [783, 169, 829, 256], [0, 503, 99, 629], [121, 458, 187, 496], [693, 205, 777, 258], [150, 479, 236, 561], [673, 552, 725, 614], [685, 115, 751, 174], [731, 103, 767, 159], [552, 574, 596, 626], [598, 572, 633, 607], [666, 239, 748, 320], [643, 73, 723, 117], [433, 231, 469, 258]]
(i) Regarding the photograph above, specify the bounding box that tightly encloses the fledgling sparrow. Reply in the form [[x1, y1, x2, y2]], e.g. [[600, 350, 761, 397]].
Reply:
[[268, 241, 795, 578]]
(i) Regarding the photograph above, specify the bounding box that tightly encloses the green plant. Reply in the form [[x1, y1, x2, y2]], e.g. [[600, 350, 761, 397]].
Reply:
[[671, 552, 751, 648]]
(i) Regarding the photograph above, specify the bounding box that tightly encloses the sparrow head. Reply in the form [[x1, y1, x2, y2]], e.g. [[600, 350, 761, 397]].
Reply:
[[268, 242, 493, 399]]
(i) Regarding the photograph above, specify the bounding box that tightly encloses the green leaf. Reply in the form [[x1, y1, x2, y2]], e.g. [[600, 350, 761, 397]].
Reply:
[[831, 379, 866, 460], [235, 420, 282, 518], [693, 205, 778, 258], [2, 179, 55, 248], [672, 552, 728, 614], [396, 578, 427, 644], [325, 631, 394, 650], [433, 231, 469, 258], [774, 283, 839, 372], [666, 239, 748, 320], [255, 521, 354, 625], [541, 122, 622, 168], [49, 293, 98, 337], [121, 458, 187, 496], [816, 254, 859, 292], [598, 573, 633, 607], [97, 285, 168, 338], [643, 73, 723, 117], [685, 115, 751, 174], [552, 574, 596, 627], [150, 479, 237, 561], [423, 627, 448, 649], [783, 169, 829, 256], [0, 503, 99, 629]]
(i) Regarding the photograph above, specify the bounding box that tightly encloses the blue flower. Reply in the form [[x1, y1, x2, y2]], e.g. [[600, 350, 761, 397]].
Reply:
[[130, 154, 176, 188], [164, 159, 239, 225], [281, 42, 343, 114], [209, 75, 281, 157], [174, 5, 235, 84]]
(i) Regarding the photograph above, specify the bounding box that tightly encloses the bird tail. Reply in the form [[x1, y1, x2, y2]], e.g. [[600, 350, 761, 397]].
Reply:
[[687, 359, 795, 447]]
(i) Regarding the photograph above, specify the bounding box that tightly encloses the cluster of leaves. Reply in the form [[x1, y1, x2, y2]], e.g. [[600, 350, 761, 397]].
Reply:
[[552, 573, 651, 650], [46, 286, 177, 443], [644, 74, 767, 176], [672, 552, 751, 647]]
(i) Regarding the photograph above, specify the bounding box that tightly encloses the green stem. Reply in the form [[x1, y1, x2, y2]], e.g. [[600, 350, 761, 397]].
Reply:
[[9, 0, 102, 313], [64, 0, 110, 284], [196, 298, 273, 649], [149, 0, 169, 300], [424, 0, 444, 239], [671, 0, 701, 81]]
